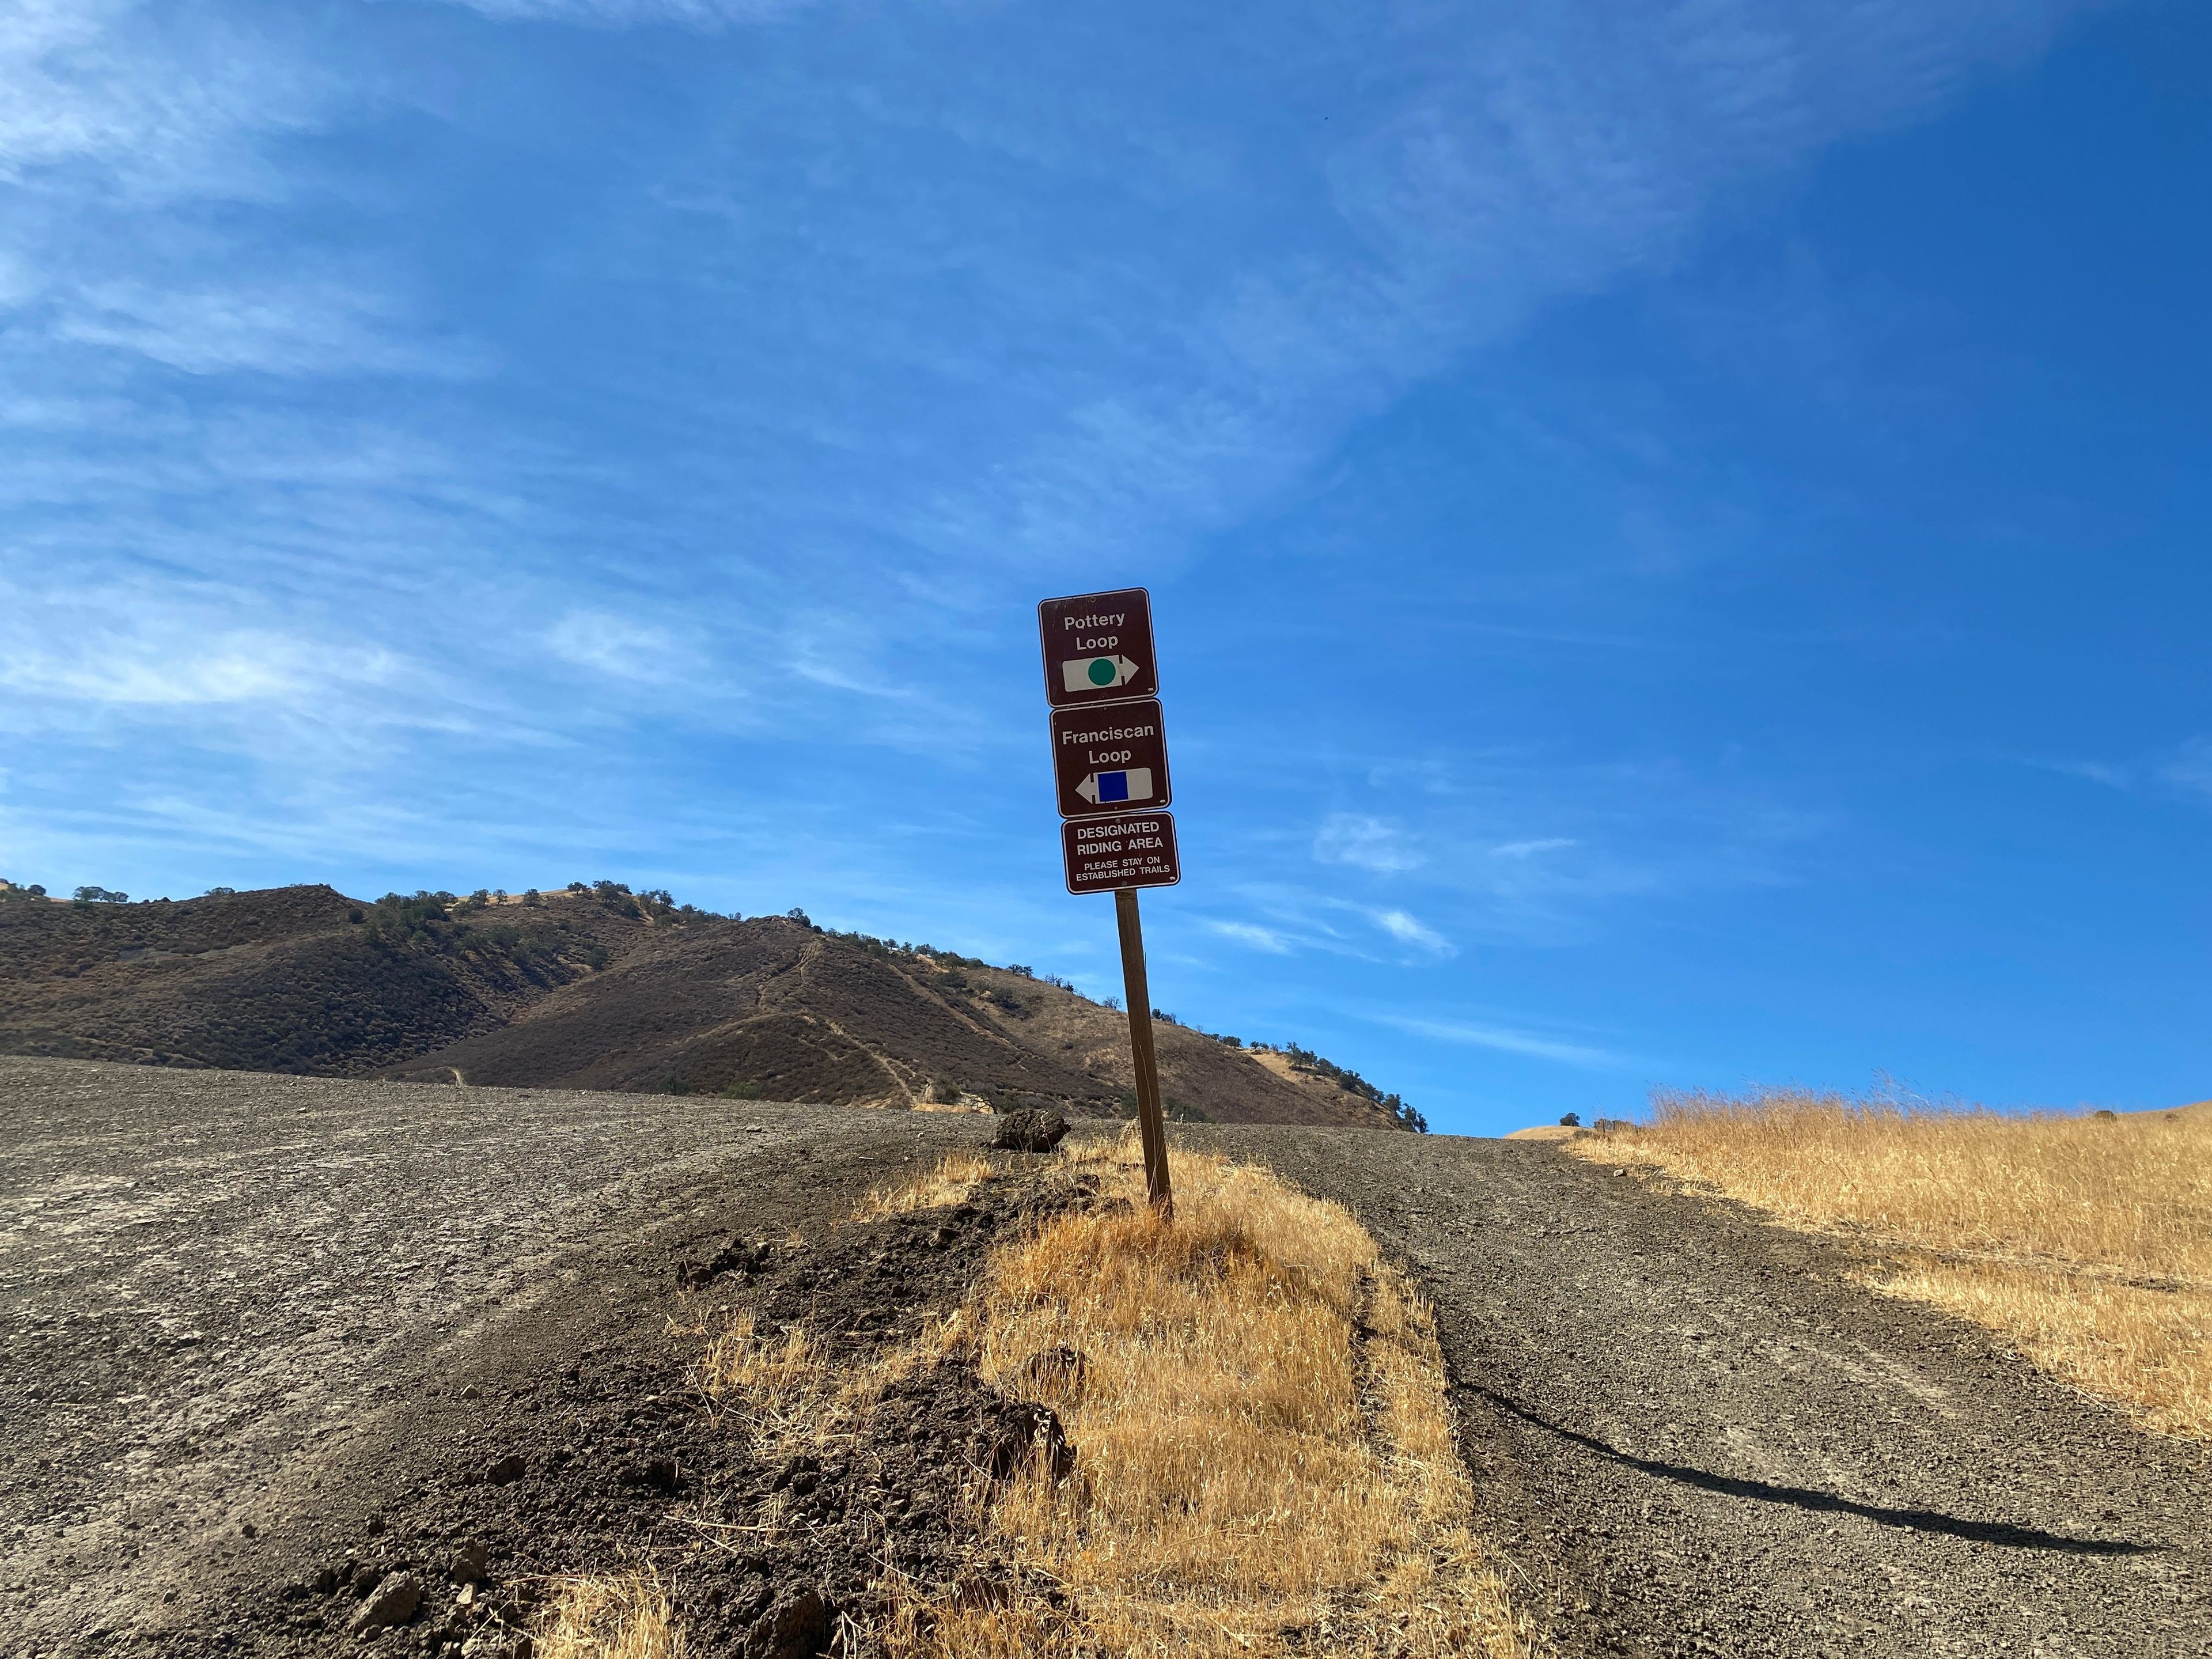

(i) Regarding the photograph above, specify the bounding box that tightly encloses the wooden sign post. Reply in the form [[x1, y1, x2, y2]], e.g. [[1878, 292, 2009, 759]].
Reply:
[[1113, 887, 1172, 1213], [1039, 586, 1176, 1215]]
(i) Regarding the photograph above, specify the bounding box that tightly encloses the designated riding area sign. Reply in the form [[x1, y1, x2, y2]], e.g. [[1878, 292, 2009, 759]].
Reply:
[[1062, 811, 1180, 895], [1039, 588, 1158, 707]]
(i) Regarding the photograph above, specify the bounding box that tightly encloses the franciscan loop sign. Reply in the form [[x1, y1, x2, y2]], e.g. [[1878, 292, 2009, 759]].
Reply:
[[1039, 588, 1158, 708], [1062, 812, 1180, 895], [1050, 698, 1171, 819]]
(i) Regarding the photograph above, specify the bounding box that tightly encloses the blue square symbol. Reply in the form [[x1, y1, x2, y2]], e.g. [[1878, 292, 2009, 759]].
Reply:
[[1099, 770, 1130, 802]]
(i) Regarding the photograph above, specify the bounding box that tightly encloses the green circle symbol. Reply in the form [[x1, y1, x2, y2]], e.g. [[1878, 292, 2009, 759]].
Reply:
[[1088, 657, 1117, 686]]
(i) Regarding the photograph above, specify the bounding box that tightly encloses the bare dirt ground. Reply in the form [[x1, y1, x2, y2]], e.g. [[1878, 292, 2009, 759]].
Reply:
[[6, 1062, 2206, 1657], [0, 1058, 997, 1654], [1215, 1126, 2210, 1658]]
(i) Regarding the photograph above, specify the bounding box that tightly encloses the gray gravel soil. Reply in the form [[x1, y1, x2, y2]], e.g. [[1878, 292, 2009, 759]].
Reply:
[[1213, 1125, 2210, 1658], [0, 1059, 999, 1654]]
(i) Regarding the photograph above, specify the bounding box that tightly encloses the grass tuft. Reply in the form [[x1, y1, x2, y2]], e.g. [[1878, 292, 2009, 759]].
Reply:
[[695, 1310, 822, 1428], [1574, 1089, 2211, 1438], [857, 1150, 1001, 1219], [535, 1569, 685, 1659]]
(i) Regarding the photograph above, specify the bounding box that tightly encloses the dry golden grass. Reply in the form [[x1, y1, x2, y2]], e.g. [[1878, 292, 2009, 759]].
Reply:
[[692, 1302, 967, 1453], [695, 1309, 825, 1430], [1573, 1089, 2212, 1438], [857, 1150, 1002, 1219], [535, 1570, 685, 1659], [888, 1131, 1532, 1659]]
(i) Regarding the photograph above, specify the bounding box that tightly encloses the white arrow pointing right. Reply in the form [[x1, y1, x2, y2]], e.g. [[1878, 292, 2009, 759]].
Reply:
[[1062, 654, 1142, 694]]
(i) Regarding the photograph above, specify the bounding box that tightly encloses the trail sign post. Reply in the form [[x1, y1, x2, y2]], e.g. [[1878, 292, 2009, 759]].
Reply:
[[1037, 586, 1175, 1214]]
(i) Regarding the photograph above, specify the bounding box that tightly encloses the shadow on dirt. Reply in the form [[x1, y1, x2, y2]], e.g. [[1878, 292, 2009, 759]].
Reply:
[[1469, 1385, 2165, 1558]]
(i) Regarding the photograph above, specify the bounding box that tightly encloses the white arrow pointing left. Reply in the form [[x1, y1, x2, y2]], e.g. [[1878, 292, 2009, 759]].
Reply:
[[1074, 768, 1153, 806]]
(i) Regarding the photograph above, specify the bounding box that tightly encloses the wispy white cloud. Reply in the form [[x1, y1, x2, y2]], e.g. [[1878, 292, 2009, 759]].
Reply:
[[1313, 812, 1423, 873], [48, 279, 473, 377], [1370, 1013, 1637, 1073], [426, 0, 803, 24], [0, 3, 467, 389], [1370, 908, 1450, 955], [1234, 748, 1810, 951], [544, 609, 688, 684], [896, 0, 2109, 565], [2016, 742, 2212, 802], [2018, 755, 2132, 789], [2158, 739, 2212, 800], [3, 626, 327, 707], [0, 0, 342, 198], [1203, 919, 1292, 956], [1491, 837, 1578, 859], [0, 567, 426, 726]]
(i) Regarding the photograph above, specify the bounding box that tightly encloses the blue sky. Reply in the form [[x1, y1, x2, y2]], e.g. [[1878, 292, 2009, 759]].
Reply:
[[3, 0, 2206, 1133]]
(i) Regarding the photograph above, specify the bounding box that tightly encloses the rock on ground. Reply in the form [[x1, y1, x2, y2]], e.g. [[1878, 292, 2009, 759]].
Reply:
[[991, 1107, 1068, 1153], [350, 1570, 421, 1633]]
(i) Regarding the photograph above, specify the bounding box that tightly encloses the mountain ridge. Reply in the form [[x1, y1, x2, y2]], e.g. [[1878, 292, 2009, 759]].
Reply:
[[0, 882, 1421, 1130]]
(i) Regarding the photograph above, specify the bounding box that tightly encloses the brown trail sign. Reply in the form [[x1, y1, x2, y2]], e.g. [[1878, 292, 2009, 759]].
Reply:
[[1037, 585, 1175, 1214], [1039, 588, 1158, 707], [1049, 699, 1172, 818], [1062, 811, 1179, 895]]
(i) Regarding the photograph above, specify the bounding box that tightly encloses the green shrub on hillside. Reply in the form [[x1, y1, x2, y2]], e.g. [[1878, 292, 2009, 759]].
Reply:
[[1272, 1041, 1427, 1132], [359, 889, 601, 986]]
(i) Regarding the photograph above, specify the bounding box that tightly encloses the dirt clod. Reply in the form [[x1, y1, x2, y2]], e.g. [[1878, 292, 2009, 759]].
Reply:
[[743, 1584, 832, 1659], [449, 1540, 488, 1585], [677, 1234, 774, 1288], [991, 1106, 1069, 1153], [984, 1400, 1074, 1486]]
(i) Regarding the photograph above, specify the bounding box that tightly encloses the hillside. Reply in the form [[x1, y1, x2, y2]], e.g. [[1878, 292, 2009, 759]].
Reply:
[[0, 883, 1411, 1129]]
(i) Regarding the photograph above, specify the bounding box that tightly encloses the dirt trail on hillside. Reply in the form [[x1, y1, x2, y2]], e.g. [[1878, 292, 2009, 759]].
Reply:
[[0, 1059, 990, 1654], [1214, 1126, 2210, 1658]]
